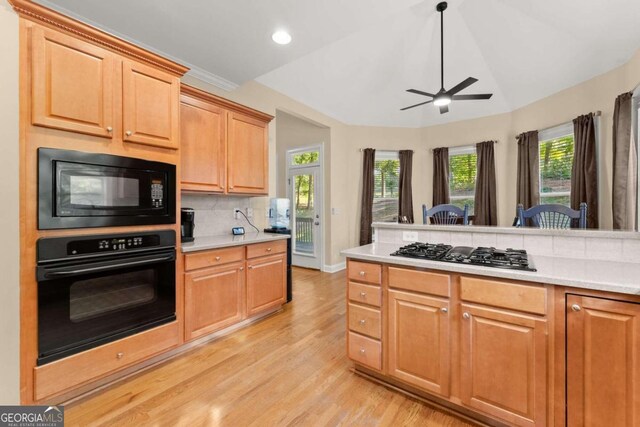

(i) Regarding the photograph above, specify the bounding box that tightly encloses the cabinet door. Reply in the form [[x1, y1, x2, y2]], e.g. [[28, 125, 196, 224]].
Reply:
[[122, 60, 179, 149], [388, 290, 450, 397], [460, 304, 547, 427], [246, 253, 286, 316], [184, 262, 245, 341], [180, 95, 226, 192], [31, 26, 115, 138], [227, 112, 268, 194], [567, 295, 640, 427]]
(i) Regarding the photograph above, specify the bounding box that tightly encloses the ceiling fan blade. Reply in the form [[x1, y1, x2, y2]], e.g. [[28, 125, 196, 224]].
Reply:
[[400, 100, 433, 111], [406, 89, 436, 98], [439, 105, 449, 114], [452, 93, 493, 100], [446, 77, 478, 96]]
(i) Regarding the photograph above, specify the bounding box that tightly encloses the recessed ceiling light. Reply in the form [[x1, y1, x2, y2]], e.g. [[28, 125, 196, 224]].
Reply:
[[272, 30, 292, 45]]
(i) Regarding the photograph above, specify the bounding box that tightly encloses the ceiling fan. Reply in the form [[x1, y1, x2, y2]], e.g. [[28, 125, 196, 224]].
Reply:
[[401, 1, 493, 114]]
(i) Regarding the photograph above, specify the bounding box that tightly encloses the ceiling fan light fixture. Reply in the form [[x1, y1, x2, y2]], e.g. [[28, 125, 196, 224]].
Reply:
[[433, 95, 451, 106]]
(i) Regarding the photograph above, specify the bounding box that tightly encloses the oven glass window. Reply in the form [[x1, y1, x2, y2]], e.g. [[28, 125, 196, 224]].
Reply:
[[69, 269, 157, 322], [69, 175, 140, 207]]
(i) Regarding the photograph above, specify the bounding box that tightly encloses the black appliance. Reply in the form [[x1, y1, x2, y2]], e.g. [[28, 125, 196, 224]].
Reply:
[[181, 207, 195, 242], [263, 228, 292, 302], [391, 242, 536, 272], [38, 148, 176, 229], [36, 230, 177, 365]]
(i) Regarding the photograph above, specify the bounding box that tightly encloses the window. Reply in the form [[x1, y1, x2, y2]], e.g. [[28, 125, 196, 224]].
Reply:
[[372, 151, 400, 222], [539, 122, 574, 206], [448, 146, 477, 214], [291, 150, 319, 166]]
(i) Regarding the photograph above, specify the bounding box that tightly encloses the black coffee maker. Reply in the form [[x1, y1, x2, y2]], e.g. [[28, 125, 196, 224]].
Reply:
[[181, 208, 195, 242]]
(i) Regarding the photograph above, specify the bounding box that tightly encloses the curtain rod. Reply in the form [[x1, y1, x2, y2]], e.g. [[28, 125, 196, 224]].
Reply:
[[430, 141, 498, 152], [514, 110, 602, 140], [358, 149, 401, 152]]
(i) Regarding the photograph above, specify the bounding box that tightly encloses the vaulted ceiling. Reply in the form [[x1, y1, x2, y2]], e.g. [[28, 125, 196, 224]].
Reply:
[[35, 0, 640, 128]]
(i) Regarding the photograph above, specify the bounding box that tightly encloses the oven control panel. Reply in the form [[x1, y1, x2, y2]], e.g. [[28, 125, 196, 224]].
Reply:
[[68, 235, 161, 256]]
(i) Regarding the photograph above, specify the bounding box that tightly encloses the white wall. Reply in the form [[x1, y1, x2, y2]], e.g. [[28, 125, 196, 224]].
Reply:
[[0, 0, 21, 404]]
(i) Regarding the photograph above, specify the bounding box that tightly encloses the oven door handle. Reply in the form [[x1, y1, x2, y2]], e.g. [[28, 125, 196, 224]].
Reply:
[[43, 255, 174, 278]]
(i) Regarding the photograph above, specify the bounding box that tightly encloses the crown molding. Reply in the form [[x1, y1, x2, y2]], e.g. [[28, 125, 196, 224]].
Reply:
[[185, 66, 239, 92], [8, 0, 189, 76], [181, 84, 274, 123]]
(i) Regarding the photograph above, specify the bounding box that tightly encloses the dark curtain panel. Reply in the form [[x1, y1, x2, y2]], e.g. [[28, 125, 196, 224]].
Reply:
[[612, 92, 637, 230], [516, 131, 540, 210], [571, 113, 599, 228], [432, 147, 450, 206], [474, 141, 497, 225], [398, 150, 414, 223], [359, 148, 376, 245]]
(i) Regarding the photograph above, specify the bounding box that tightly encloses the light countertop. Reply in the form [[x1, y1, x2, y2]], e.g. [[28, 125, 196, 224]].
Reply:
[[342, 242, 640, 296], [182, 232, 290, 253]]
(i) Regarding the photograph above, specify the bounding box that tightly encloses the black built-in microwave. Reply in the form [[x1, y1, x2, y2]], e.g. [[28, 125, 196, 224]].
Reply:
[[38, 148, 176, 229]]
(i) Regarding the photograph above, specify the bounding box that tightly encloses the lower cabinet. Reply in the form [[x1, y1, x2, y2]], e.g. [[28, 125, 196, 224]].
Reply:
[[566, 294, 640, 427], [460, 304, 547, 427], [246, 253, 287, 316], [388, 290, 451, 397], [184, 261, 245, 340]]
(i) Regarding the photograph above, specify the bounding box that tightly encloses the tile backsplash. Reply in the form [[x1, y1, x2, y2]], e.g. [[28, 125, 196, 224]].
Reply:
[[182, 194, 268, 238]]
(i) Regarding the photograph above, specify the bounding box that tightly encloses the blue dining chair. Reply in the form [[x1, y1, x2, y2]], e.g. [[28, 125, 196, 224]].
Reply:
[[422, 204, 469, 225], [516, 203, 587, 229]]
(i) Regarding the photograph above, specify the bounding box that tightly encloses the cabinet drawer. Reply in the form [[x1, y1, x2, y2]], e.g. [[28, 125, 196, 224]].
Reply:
[[34, 322, 180, 401], [348, 282, 382, 307], [185, 246, 244, 271], [348, 332, 382, 371], [348, 303, 382, 339], [246, 239, 287, 259], [347, 261, 382, 285], [388, 267, 450, 297], [460, 276, 547, 315]]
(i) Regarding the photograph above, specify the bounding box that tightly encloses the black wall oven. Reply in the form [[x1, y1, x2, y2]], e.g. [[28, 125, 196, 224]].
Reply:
[[36, 230, 176, 365], [38, 148, 176, 229]]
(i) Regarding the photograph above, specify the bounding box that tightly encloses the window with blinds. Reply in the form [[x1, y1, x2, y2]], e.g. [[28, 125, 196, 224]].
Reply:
[[539, 123, 574, 206], [373, 151, 400, 222], [448, 146, 477, 214]]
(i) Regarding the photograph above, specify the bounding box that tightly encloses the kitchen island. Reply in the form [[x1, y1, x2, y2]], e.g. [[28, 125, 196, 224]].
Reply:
[[342, 224, 640, 427]]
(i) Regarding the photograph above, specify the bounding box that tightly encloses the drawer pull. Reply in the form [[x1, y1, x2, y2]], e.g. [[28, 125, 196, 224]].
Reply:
[[248, 266, 253, 270], [106, 126, 113, 132], [359, 348, 366, 354], [116, 352, 124, 359], [239, 267, 244, 271], [359, 271, 365, 276], [571, 304, 581, 312], [462, 312, 470, 320], [359, 292, 367, 298], [215, 256, 221, 261], [125, 130, 132, 137], [266, 248, 272, 252], [441, 307, 448, 313], [359, 319, 366, 325]]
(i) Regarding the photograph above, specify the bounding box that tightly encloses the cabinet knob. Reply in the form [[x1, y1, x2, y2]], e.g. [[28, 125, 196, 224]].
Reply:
[[571, 304, 582, 312], [106, 126, 113, 132], [359, 292, 367, 298], [229, 186, 234, 189], [125, 130, 132, 136], [441, 307, 448, 313], [215, 256, 221, 261], [116, 352, 124, 359], [359, 348, 366, 354], [359, 271, 365, 276], [248, 266, 253, 270], [266, 248, 272, 252], [240, 267, 244, 271], [462, 312, 470, 320], [359, 319, 366, 325]]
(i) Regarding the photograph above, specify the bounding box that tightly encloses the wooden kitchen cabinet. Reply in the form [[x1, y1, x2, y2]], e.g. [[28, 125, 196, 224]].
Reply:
[[180, 94, 226, 192], [566, 294, 640, 427], [460, 303, 547, 427], [227, 111, 269, 195], [388, 289, 451, 397], [31, 26, 115, 138], [184, 261, 245, 341], [122, 60, 179, 149], [246, 253, 286, 316]]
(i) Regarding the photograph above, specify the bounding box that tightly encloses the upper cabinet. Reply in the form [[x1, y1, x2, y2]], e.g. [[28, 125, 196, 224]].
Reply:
[[29, 23, 183, 150], [122, 60, 179, 150], [31, 26, 115, 138], [180, 85, 273, 195]]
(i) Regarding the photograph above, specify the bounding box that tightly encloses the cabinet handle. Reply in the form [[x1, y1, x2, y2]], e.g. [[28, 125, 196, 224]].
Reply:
[[106, 126, 113, 132], [125, 130, 132, 136], [266, 247, 272, 252], [359, 348, 366, 354], [359, 292, 366, 298], [240, 267, 244, 271], [359, 271, 365, 276], [462, 312, 470, 320], [215, 256, 221, 261], [359, 319, 366, 325], [248, 266, 253, 270], [229, 186, 234, 190], [116, 352, 124, 359], [441, 307, 448, 313], [571, 304, 582, 312]]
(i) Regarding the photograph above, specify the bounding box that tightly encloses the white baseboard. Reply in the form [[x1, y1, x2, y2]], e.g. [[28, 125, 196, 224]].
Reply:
[[323, 262, 346, 273]]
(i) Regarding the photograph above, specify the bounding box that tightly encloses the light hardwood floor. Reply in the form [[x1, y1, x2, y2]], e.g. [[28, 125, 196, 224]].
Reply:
[[65, 268, 473, 426]]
